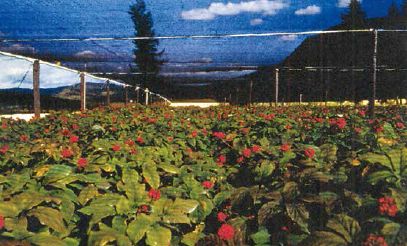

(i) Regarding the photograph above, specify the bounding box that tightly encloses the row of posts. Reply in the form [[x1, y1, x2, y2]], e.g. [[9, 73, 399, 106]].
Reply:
[[272, 29, 379, 118], [32, 28, 379, 118], [31, 61, 154, 118]]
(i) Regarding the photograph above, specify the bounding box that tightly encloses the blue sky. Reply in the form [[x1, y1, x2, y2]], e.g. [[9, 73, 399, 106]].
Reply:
[[0, 0, 403, 85]]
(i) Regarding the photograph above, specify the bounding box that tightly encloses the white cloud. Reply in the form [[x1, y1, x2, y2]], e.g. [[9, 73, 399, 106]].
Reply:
[[1, 44, 36, 54], [337, 0, 361, 8], [0, 55, 111, 89], [74, 50, 97, 58], [181, 9, 215, 20], [181, 0, 289, 20], [280, 34, 298, 41], [250, 18, 264, 26], [295, 5, 321, 15]]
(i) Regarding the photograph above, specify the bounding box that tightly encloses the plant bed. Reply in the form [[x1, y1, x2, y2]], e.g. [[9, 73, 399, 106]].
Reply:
[[0, 105, 406, 245]]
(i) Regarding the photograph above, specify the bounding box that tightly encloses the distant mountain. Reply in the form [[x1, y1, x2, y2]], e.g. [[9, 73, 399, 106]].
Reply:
[[0, 82, 128, 113], [227, 16, 407, 104]]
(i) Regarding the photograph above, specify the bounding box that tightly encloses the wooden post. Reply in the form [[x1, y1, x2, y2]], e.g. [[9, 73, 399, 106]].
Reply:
[[106, 80, 110, 106], [33, 60, 41, 118], [249, 80, 253, 105], [124, 86, 128, 105], [325, 72, 330, 107], [275, 68, 279, 107], [145, 88, 149, 105], [236, 88, 240, 105], [369, 29, 378, 118], [136, 87, 140, 104], [80, 72, 86, 111]]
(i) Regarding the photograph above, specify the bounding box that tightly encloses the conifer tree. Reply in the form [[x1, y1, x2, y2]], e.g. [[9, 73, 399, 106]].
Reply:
[[341, 0, 367, 28], [129, 0, 164, 89]]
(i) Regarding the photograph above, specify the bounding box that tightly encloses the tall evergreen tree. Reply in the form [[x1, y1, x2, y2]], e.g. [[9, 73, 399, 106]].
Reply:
[[339, 0, 368, 103], [341, 0, 367, 28], [388, 1, 400, 18], [402, 0, 407, 16], [129, 0, 163, 89]]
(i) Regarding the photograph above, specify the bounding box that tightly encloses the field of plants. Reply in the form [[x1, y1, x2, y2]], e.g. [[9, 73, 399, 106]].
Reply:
[[0, 105, 406, 246]]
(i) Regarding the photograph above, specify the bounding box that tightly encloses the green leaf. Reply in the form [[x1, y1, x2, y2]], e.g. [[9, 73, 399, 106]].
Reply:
[[361, 148, 405, 174], [146, 225, 171, 246], [143, 162, 160, 189], [305, 231, 348, 246], [319, 144, 338, 163], [258, 201, 280, 226], [308, 171, 333, 183], [382, 222, 400, 236], [286, 203, 309, 234], [231, 187, 254, 212], [63, 237, 80, 246], [78, 195, 119, 226], [190, 197, 214, 223], [127, 214, 154, 244], [367, 170, 396, 185], [158, 163, 180, 174], [162, 213, 190, 224], [181, 225, 204, 246], [287, 234, 308, 245], [326, 214, 360, 244], [88, 228, 132, 246], [390, 187, 407, 213], [28, 233, 66, 246], [303, 192, 338, 207], [43, 165, 72, 184], [171, 199, 199, 214], [112, 216, 127, 234], [282, 182, 299, 201], [116, 196, 132, 215], [213, 191, 232, 207], [28, 207, 68, 235], [254, 160, 276, 181], [250, 229, 271, 245], [122, 168, 139, 185], [12, 192, 51, 212], [0, 202, 20, 217], [78, 185, 100, 205], [4, 216, 28, 232]]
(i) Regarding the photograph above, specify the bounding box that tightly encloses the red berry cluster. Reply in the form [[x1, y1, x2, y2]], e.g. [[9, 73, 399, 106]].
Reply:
[[77, 158, 88, 169], [61, 148, 74, 158], [304, 147, 315, 159], [362, 234, 388, 246], [280, 143, 291, 152], [217, 224, 235, 241], [217, 155, 226, 166], [0, 145, 9, 155], [0, 215, 4, 230], [148, 188, 161, 201], [378, 197, 398, 217], [111, 144, 121, 152], [202, 181, 214, 189], [329, 118, 347, 129], [213, 131, 226, 140]]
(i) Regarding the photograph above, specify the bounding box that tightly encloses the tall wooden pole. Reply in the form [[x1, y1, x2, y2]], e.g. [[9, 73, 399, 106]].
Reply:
[[249, 80, 253, 105], [124, 86, 128, 105], [106, 80, 110, 106], [369, 29, 378, 118], [80, 72, 86, 112], [33, 60, 41, 118], [275, 68, 279, 107], [236, 87, 240, 105], [145, 88, 149, 105]]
